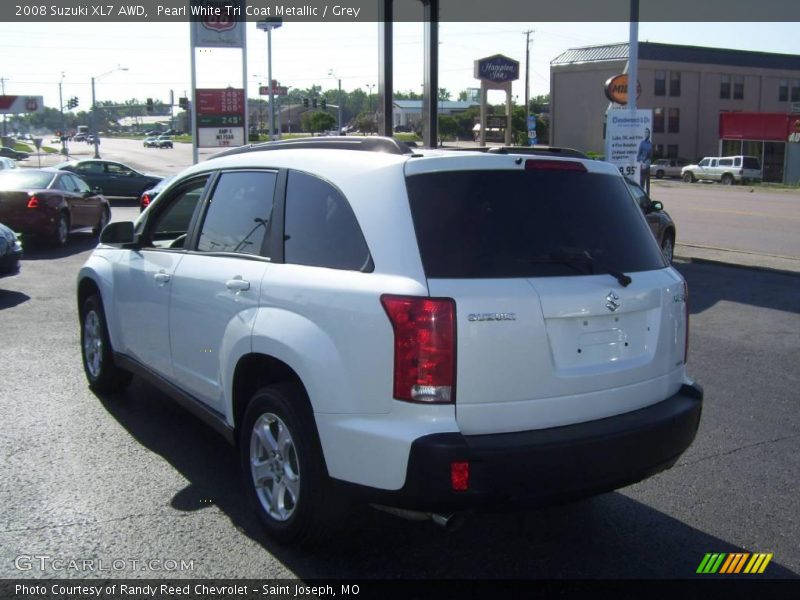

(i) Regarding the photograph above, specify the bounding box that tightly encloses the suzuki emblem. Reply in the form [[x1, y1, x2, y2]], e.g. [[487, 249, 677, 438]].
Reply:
[[606, 291, 621, 312]]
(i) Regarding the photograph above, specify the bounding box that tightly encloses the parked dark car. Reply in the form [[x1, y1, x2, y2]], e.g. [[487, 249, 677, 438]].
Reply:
[[0, 169, 110, 246], [0, 221, 22, 278], [0, 146, 29, 160], [138, 176, 174, 212], [626, 179, 676, 263], [56, 159, 162, 199]]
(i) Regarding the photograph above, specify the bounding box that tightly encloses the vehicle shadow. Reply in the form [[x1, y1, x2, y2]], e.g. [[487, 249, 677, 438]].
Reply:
[[101, 378, 797, 579], [675, 262, 800, 315], [20, 234, 99, 261], [0, 289, 30, 309]]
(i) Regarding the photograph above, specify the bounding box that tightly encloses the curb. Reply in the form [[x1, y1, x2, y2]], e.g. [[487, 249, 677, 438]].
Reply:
[[673, 254, 800, 279]]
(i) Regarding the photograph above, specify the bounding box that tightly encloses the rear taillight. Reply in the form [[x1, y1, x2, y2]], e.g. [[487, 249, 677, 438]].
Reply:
[[683, 280, 690, 364], [525, 159, 587, 172], [27, 195, 40, 208], [450, 462, 470, 491], [381, 295, 456, 403], [141, 194, 151, 208]]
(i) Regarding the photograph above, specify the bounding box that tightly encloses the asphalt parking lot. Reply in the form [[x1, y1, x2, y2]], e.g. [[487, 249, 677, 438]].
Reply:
[[0, 224, 798, 580]]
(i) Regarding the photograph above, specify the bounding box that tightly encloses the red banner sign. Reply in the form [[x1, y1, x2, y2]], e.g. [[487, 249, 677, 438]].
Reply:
[[196, 88, 244, 115]]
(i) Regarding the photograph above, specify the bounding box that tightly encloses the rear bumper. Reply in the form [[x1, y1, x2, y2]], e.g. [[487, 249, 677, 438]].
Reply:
[[336, 383, 703, 512]]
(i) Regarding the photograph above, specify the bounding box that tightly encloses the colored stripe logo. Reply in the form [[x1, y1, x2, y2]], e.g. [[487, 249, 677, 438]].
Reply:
[[697, 553, 773, 574]]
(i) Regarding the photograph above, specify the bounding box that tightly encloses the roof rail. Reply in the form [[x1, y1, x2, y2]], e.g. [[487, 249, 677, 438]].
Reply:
[[210, 136, 414, 159]]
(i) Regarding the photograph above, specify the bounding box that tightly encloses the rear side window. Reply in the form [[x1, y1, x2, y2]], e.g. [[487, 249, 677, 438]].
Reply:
[[197, 171, 276, 256], [405, 169, 666, 279], [743, 157, 760, 169], [283, 170, 371, 271], [719, 159, 733, 167]]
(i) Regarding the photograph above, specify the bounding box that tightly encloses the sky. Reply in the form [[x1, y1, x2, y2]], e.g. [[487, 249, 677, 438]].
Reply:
[[1, 21, 799, 112]]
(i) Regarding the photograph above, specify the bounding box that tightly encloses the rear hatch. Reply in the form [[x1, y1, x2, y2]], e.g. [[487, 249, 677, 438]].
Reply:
[[404, 155, 688, 435]]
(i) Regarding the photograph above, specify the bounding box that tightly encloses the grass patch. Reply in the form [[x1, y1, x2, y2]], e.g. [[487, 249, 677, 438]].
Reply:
[[13, 142, 33, 152], [393, 132, 422, 142]]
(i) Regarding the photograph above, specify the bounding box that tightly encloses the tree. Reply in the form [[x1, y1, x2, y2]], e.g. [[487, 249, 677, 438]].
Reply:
[[438, 115, 458, 141], [353, 112, 377, 133], [302, 111, 336, 134]]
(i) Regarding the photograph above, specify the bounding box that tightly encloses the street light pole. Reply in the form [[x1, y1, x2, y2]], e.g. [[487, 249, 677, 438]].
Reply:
[[91, 65, 127, 159], [58, 72, 66, 155], [329, 69, 342, 134]]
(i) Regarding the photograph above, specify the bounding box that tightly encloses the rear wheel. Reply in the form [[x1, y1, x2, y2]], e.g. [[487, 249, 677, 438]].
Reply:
[[54, 212, 69, 246], [93, 208, 110, 238], [655, 170, 664, 179], [721, 173, 734, 185], [80, 294, 132, 393], [683, 172, 695, 183], [240, 383, 349, 546]]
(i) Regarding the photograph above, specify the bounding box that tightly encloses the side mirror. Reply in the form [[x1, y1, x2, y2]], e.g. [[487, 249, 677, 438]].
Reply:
[[100, 221, 136, 245], [93, 186, 103, 195], [650, 201, 664, 212]]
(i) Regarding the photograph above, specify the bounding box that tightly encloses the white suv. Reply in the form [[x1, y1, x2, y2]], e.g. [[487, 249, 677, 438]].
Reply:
[[78, 137, 702, 545], [682, 155, 762, 185]]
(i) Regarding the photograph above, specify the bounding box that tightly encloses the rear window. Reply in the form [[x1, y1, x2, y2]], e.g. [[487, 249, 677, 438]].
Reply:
[[742, 157, 760, 169], [405, 169, 666, 279], [0, 171, 54, 190]]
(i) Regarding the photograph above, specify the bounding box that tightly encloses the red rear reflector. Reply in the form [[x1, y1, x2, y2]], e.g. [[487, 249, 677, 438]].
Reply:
[[27, 196, 40, 208], [141, 194, 151, 208], [525, 159, 587, 172], [380, 295, 456, 403], [451, 462, 469, 491]]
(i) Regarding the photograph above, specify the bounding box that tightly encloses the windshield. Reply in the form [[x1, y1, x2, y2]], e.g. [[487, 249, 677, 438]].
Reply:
[[0, 171, 55, 191], [405, 169, 666, 279]]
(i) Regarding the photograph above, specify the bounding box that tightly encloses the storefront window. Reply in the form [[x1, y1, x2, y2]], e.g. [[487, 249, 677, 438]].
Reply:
[[653, 144, 664, 159], [669, 72, 681, 97], [667, 145, 679, 159], [653, 108, 665, 133], [742, 140, 763, 162], [720, 75, 731, 99], [721, 139, 742, 156], [733, 75, 744, 100], [654, 71, 666, 96], [668, 108, 680, 133]]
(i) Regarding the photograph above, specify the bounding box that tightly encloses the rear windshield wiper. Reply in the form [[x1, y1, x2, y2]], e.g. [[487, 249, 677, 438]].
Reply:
[[521, 248, 632, 287]]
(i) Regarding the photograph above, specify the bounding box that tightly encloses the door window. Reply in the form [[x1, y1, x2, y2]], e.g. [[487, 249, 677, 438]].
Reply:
[[144, 177, 209, 248], [106, 163, 135, 176], [196, 171, 277, 256]]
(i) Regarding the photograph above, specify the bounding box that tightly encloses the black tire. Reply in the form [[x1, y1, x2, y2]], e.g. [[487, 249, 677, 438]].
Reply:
[[93, 208, 110, 238], [240, 383, 349, 546], [721, 173, 733, 186], [80, 294, 132, 393], [54, 212, 70, 246], [660, 232, 675, 264], [655, 170, 664, 179], [683, 172, 695, 183]]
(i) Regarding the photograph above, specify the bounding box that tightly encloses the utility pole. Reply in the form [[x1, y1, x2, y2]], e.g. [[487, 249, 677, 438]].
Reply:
[[58, 73, 67, 155], [523, 30, 534, 127]]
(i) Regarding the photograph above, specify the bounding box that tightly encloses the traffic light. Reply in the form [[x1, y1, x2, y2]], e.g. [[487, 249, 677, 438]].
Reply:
[[320, 98, 326, 110], [146, 98, 154, 113], [179, 97, 189, 110], [67, 96, 78, 109], [302, 97, 309, 108], [312, 98, 317, 109]]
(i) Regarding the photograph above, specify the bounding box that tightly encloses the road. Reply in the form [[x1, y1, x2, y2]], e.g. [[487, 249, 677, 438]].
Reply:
[[0, 219, 798, 580]]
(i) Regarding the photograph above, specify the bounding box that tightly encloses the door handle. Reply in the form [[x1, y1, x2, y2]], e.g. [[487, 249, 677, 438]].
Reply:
[[154, 271, 171, 284], [226, 278, 250, 292]]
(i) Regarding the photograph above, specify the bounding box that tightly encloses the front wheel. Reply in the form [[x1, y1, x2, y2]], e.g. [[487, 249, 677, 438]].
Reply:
[[240, 383, 349, 546], [683, 172, 695, 183], [80, 295, 132, 393], [661, 234, 675, 264]]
